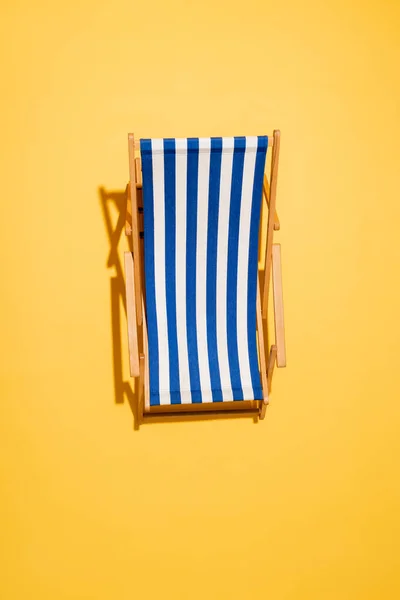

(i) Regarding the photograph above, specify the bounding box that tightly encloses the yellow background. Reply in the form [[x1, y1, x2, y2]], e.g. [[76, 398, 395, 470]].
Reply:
[[1, 0, 400, 598]]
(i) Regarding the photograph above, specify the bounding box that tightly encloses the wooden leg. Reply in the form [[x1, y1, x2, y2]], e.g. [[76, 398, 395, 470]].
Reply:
[[263, 175, 280, 231], [256, 275, 268, 419], [128, 133, 143, 326], [125, 184, 132, 236], [259, 402, 267, 419], [142, 297, 150, 412], [262, 130, 281, 318], [135, 157, 142, 187], [138, 354, 145, 425]]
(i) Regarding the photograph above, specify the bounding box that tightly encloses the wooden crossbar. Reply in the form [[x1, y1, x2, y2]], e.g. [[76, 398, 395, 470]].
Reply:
[[131, 135, 275, 152]]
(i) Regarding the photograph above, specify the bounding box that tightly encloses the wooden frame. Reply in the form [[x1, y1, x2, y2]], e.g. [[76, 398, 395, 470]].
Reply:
[[124, 131, 286, 425]]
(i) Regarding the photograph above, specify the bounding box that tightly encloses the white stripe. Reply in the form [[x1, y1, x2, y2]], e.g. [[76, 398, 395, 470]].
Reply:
[[151, 139, 170, 404], [195, 138, 213, 403], [174, 139, 192, 403], [215, 138, 234, 401], [236, 137, 258, 399]]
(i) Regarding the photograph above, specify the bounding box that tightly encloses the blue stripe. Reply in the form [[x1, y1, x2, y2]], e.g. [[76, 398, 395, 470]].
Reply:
[[140, 139, 160, 406], [164, 139, 181, 404], [206, 138, 223, 401], [248, 136, 268, 399], [227, 137, 246, 400], [186, 138, 202, 403]]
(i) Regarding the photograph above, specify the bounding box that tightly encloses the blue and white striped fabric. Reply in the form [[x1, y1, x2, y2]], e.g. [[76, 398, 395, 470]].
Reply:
[[140, 136, 268, 406]]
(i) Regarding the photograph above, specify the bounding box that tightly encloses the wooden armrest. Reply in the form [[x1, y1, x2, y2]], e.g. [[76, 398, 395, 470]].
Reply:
[[124, 252, 140, 377], [272, 244, 286, 367]]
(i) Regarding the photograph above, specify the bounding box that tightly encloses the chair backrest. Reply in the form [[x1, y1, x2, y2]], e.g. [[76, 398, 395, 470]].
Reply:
[[140, 136, 268, 406]]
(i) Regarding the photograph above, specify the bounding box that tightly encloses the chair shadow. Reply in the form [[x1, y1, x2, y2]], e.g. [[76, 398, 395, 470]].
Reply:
[[99, 184, 270, 428], [99, 186, 140, 430]]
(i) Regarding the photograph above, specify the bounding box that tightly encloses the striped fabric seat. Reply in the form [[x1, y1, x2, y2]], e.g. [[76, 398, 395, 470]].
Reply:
[[140, 136, 268, 406]]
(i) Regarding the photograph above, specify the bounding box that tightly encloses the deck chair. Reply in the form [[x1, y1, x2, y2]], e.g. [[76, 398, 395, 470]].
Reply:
[[124, 131, 285, 424]]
